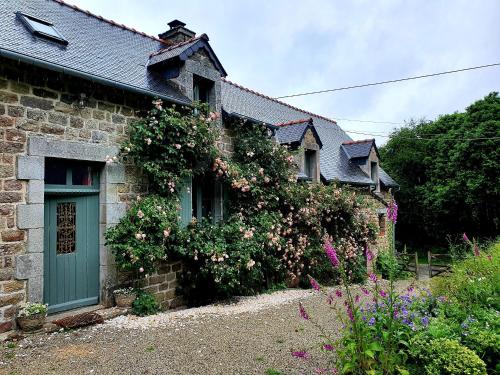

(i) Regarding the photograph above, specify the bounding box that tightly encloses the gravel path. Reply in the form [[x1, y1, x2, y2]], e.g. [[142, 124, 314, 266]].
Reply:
[[1, 281, 415, 375]]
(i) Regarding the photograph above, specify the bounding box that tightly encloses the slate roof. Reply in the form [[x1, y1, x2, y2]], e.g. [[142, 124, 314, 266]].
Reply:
[[274, 118, 322, 149], [0, 0, 190, 104], [221, 79, 385, 185], [148, 34, 227, 76], [342, 139, 378, 160], [0, 0, 398, 188]]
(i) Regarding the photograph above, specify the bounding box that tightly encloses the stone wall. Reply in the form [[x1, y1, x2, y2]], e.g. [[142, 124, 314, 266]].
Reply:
[[0, 58, 158, 332]]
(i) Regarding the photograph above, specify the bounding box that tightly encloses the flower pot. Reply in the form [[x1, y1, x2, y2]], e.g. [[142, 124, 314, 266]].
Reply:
[[16, 314, 46, 332], [114, 292, 137, 308]]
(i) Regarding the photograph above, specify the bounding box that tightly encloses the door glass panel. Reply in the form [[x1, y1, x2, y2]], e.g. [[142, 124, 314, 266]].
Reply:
[[72, 165, 93, 186], [56, 202, 76, 254], [45, 160, 67, 185]]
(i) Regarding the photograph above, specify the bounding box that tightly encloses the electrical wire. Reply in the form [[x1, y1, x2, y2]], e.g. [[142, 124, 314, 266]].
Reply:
[[275, 62, 500, 99]]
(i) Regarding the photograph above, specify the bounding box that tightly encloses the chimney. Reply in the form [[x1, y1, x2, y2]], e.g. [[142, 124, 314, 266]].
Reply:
[[158, 20, 196, 44]]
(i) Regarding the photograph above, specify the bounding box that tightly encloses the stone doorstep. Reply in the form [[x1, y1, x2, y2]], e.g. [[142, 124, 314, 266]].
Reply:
[[1, 304, 129, 341]]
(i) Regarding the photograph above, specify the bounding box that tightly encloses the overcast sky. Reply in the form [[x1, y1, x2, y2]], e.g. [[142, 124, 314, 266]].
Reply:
[[71, 0, 500, 144]]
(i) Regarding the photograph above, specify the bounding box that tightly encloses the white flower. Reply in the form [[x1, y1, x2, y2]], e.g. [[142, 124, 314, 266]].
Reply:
[[246, 259, 256, 270], [146, 138, 152, 145], [139, 267, 144, 273], [137, 210, 144, 219], [246, 151, 255, 157], [174, 144, 181, 149], [135, 233, 143, 240], [163, 229, 171, 238]]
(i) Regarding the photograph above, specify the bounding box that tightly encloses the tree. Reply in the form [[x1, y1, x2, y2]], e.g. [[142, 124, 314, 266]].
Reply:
[[379, 92, 500, 246]]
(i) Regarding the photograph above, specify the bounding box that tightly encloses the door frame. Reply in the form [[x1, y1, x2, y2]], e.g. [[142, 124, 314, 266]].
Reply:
[[15, 137, 128, 310]]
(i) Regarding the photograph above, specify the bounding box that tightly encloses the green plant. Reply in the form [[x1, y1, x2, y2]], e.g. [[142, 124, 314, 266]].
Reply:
[[113, 287, 135, 295], [411, 338, 487, 375], [431, 240, 499, 310], [18, 303, 48, 317], [105, 194, 181, 275], [122, 100, 219, 195], [265, 369, 283, 375], [132, 291, 159, 316], [375, 250, 402, 279]]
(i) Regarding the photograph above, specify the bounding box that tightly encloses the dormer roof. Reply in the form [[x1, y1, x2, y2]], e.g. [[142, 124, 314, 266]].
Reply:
[[341, 139, 379, 160], [148, 34, 227, 77], [275, 118, 323, 148]]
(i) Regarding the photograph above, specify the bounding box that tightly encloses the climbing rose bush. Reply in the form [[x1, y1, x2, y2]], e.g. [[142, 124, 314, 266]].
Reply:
[[121, 100, 219, 195]]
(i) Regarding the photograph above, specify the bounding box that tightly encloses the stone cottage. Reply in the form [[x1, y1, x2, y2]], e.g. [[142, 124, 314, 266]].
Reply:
[[0, 0, 398, 332]]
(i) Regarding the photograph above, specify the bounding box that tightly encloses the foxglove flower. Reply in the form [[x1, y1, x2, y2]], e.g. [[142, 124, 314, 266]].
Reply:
[[291, 351, 310, 359], [473, 240, 480, 257], [463, 232, 470, 243], [299, 303, 309, 320], [309, 277, 321, 292], [365, 246, 374, 261], [324, 241, 339, 267], [322, 344, 334, 351], [369, 273, 378, 283]]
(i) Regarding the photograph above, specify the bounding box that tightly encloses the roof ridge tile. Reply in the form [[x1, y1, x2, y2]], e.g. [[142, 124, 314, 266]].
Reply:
[[149, 34, 207, 58], [53, 0, 168, 44], [222, 78, 338, 126], [342, 139, 375, 145], [275, 118, 312, 127]]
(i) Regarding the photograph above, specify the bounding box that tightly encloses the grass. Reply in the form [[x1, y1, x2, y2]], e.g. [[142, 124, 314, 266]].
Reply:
[[266, 369, 283, 375]]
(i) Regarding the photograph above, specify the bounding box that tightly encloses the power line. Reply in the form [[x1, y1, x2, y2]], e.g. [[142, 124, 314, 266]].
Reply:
[[275, 62, 500, 99], [343, 129, 500, 141]]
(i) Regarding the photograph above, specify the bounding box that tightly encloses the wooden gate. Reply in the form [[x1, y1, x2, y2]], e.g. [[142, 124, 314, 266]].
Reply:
[[427, 251, 452, 278], [395, 251, 418, 278]]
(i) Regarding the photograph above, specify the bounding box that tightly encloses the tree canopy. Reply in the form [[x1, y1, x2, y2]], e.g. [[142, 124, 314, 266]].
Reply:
[[379, 92, 500, 246]]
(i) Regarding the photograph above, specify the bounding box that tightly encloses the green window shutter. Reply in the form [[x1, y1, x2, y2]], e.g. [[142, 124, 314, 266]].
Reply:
[[179, 176, 192, 227]]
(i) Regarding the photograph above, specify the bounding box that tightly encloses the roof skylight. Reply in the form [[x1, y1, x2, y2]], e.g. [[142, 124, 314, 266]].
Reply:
[[17, 13, 68, 45]]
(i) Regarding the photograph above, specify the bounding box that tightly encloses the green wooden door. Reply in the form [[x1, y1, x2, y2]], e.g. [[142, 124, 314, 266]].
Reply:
[[44, 194, 99, 313]]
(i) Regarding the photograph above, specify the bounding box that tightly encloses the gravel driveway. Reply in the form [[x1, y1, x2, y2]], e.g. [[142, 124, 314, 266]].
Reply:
[[1, 281, 415, 375]]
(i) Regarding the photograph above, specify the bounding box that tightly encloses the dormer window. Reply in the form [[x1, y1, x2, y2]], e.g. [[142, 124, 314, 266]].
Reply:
[[305, 149, 317, 180], [371, 161, 379, 191], [17, 13, 68, 45], [193, 75, 213, 106]]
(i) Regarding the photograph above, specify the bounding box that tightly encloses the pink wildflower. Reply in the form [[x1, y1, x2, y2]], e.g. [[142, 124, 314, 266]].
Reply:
[[473, 240, 480, 257], [322, 344, 335, 351], [335, 289, 342, 298], [347, 307, 354, 321], [369, 273, 378, 283], [324, 241, 339, 267], [309, 277, 321, 292], [139, 267, 144, 273], [355, 295, 360, 303], [365, 246, 374, 261], [299, 303, 309, 320], [361, 287, 370, 296], [291, 351, 310, 360], [380, 290, 387, 298], [463, 232, 470, 243]]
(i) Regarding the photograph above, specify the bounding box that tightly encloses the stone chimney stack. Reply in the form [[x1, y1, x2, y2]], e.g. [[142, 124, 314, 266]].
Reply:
[[158, 20, 196, 44]]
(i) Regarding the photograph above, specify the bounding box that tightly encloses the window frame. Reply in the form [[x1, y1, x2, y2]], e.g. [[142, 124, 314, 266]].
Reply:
[[17, 12, 68, 46], [44, 159, 100, 194]]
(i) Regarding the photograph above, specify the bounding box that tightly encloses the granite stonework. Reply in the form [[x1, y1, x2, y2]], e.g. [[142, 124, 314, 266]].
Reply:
[[0, 52, 226, 332]]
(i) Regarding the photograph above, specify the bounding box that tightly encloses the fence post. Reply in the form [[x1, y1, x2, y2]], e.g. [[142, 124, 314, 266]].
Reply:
[[414, 252, 419, 279], [427, 251, 432, 278]]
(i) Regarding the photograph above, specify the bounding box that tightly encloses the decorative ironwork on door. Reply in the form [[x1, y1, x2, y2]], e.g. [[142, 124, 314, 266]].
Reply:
[[56, 202, 76, 254]]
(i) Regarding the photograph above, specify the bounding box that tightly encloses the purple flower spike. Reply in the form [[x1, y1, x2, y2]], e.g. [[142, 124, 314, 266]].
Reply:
[[463, 232, 470, 243], [361, 287, 370, 296], [299, 302, 309, 320], [380, 290, 387, 298], [369, 273, 378, 283], [323, 344, 335, 351], [324, 241, 339, 267], [335, 289, 342, 298], [309, 276, 321, 292], [473, 241, 480, 257], [292, 350, 310, 360], [365, 246, 374, 261]]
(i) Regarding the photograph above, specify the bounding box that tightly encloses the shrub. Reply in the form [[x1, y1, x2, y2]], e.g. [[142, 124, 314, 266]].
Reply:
[[375, 250, 402, 279], [411, 338, 487, 375], [132, 291, 160, 316], [105, 195, 181, 275], [431, 240, 499, 310]]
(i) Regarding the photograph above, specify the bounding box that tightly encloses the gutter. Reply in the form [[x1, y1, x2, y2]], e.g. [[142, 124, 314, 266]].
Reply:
[[222, 110, 279, 130], [0, 48, 191, 106]]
